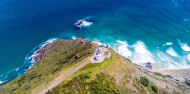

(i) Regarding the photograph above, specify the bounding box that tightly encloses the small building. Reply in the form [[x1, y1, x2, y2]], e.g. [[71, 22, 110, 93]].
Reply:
[[94, 55, 101, 61], [96, 49, 101, 55]]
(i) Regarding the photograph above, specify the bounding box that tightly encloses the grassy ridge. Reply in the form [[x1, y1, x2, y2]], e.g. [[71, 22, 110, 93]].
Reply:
[[46, 49, 138, 94], [47, 49, 180, 94], [0, 39, 97, 94], [47, 73, 120, 94], [0, 39, 187, 94]]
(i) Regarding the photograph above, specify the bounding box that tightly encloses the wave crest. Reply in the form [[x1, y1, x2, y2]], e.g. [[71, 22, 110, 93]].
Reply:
[[166, 47, 179, 57], [115, 40, 132, 57], [178, 39, 190, 52]]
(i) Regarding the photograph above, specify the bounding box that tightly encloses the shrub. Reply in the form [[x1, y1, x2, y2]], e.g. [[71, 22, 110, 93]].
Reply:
[[52, 67, 60, 74], [17, 75, 25, 83], [140, 76, 149, 87], [24, 85, 30, 90], [28, 73, 37, 80], [185, 81, 190, 87], [153, 72, 163, 76], [165, 75, 173, 78], [163, 89, 168, 94], [11, 87, 18, 92], [151, 85, 158, 93]]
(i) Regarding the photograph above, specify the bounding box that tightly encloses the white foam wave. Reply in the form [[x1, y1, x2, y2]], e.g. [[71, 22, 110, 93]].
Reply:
[[178, 40, 190, 52], [72, 36, 77, 39], [130, 41, 156, 64], [115, 40, 132, 57], [0, 38, 59, 85], [30, 38, 58, 63], [92, 39, 105, 46], [41, 38, 58, 48], [15, 67, 19, 71], [158, 51, 190, 69], [166, 47, 179, 57], [0, 80, 4, 84], [75, 39, 190, 70], [187, 53, 190, 62], [163, 42, 173, 46]]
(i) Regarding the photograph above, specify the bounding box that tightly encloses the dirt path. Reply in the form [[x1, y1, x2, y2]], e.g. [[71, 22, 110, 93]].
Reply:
[[39, 60, 90, 94], [39, 47, 111, 94]]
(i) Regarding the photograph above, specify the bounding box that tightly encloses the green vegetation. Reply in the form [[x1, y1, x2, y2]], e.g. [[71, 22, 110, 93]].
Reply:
[[184, 81, 190, 87], [151, 84, 158, 93], [153, 72, 173, 78], [133, 76, 160, 94], [163, 89, 168, 94], [47, 73, 120, 94], [46, 49, 137, 94], [0, 39, 185, 94], [0, 39, 97, 94], [140, 76, 150, 87]]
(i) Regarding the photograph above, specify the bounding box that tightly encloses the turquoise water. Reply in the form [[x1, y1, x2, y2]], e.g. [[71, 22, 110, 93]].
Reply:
[[0, 0, 190, 85]]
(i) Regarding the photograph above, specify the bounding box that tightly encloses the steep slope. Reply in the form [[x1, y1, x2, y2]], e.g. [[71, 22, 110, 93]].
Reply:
[[47, 50, 190, 94], [0, 39, 189, 94], [0, 39, 97, 94]]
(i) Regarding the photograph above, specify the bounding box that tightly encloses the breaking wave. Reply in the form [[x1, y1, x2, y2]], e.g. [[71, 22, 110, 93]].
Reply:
[[93, 39, 190, 70], [178, 39, 190, 52], [129, 41, 156, 64], [166, 47, 179, 57], [1, 38, 189, 86], [115, 40, 132, 58], [163, 42, 173, 46]]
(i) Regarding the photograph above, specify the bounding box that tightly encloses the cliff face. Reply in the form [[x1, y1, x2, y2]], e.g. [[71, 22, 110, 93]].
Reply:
[[47, 49, 190, 94], [0, 39, 189, 94], [0, 39, 97, 94]]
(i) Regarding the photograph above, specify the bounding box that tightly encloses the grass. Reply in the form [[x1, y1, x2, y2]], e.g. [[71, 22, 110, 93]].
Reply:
[[46, 49, 138, 94], [0, 39, 180, 94], [0, 39, 97, 94], [47, 73, 120, 94]]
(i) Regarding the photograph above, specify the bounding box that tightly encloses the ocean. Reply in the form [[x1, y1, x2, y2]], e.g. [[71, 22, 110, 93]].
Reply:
[[0, 0, 190, 85]]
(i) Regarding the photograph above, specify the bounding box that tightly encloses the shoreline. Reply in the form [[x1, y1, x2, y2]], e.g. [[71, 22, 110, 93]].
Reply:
[[30, 38, 58, 63], [156, 68, 190, 82], [135, 61, 190, 83], [1, 38, 190, 86], [0, 38, 58, 86]]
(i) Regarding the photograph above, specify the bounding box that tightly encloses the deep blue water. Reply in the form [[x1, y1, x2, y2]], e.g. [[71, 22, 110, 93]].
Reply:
[[0, 0, 190, 85]]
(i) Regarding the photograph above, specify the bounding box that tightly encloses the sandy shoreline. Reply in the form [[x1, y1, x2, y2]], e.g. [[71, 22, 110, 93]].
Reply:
[[157, 69, 190, 82], [137, 62, 190, 83], [31, 38, 190, 85]]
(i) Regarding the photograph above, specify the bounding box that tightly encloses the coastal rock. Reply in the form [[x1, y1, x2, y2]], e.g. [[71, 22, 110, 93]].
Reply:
[[30, 43, 50, 63], [31, 53, 43, 63]]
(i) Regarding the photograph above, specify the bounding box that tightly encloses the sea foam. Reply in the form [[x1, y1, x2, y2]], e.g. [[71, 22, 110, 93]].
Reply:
[[178, 40, 190, 52], [0, 38, 58, 85], [92, 39, 106, 46], [0, 80, 4, 84], [163, 42, 173, 46], [166, 47, 179, 57], [115, 40, 132, 57], [129, 41, 156, 64], [30, 38, 58, 63], [72, 36, 77, 39], [156, 51, 189, 69], [93, 39, 190, 69], [187, 53, 190, 62]]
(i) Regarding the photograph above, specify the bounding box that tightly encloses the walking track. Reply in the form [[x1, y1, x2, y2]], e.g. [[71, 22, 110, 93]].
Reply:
[[39, 47, 111, 94]]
